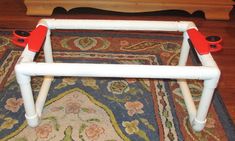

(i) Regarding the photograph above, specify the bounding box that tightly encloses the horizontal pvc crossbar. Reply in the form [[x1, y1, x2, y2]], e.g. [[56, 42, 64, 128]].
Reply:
[[15, 63, 219, 80], [38, 19, 196, 32]]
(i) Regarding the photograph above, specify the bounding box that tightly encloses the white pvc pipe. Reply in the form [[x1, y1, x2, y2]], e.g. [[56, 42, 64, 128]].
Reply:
[[35, 76, 53, 117], [196, 87, 215, 121], [178, 32, 190, 66], [43, 30, 54, 63], [38, 19, 196, 32], [177, 80, 197, 123], [19, 45, 36, 63], [15, 63, 219, 80], [18, 82, 36, 117], [199, 54, 218, 67], [192, 84, 216, 131], [16, 74, 38, 127], [198, 54, 220, 89], [36, 30, 54, 117]]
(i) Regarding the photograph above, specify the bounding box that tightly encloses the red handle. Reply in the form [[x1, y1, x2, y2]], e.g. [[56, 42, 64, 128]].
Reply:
[[12, 30, 30, 47], [187, 28, 210, 55], [28, 25, 48, 52], [206, 36, 223, 52]]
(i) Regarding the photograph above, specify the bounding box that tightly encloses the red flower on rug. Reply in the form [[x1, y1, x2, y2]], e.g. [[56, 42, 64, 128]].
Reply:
[[85, 124, 105, 140], [124, 101, 144, 116], [4, 98, 23, 113], [35, 124, 52, 139], [65, 101, 81, 114]]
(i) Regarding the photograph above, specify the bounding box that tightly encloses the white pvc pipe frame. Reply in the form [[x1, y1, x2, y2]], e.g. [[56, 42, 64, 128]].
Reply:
[[15, 19, 220, 132]]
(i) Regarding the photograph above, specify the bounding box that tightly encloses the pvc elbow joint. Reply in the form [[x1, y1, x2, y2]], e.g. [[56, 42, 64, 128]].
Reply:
[[178, 21, 197, 32], [204, 68, 221, 89], [15, 64, 31, 84], [37, 19, 55, 29]]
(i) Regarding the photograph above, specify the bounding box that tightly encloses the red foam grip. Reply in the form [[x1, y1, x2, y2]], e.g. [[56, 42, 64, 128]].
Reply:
[[28, 25, 48, 52], [187, 29, 210, 55]]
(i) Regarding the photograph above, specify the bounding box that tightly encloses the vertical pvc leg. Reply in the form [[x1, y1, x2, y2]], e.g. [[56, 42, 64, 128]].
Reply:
[[192, 55, 220, 131], [178, 80, 197, 123], [192, 80, 215, 131], [178, 32, 190, 66], [192, 83, 215, 131], [36, 76, 53, 117], [35, 30, 54, 117], [16, 74, 39, 127], [178, 32, 197, 127], [43, 30, 53, 63]]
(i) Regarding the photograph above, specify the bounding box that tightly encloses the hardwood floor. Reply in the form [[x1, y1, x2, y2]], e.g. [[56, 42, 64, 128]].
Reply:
[[0, 0, 234, 124]]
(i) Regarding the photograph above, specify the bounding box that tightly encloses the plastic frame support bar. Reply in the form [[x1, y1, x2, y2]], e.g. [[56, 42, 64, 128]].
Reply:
[[14, 19, 220, 133]]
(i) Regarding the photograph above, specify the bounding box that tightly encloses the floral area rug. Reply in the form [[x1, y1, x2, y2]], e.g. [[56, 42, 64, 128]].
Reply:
[[0, 29, 234, 141]]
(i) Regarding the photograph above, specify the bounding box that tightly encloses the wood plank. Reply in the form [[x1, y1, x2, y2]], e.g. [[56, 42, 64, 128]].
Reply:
[[24, 0, 234, 20]]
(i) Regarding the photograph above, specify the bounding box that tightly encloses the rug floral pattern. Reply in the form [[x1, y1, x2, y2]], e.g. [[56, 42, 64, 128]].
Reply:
[[0, 31, 229, 141]]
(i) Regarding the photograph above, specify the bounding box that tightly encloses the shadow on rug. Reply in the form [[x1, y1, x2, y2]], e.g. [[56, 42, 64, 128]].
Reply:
[[0, 30, 234, 141]]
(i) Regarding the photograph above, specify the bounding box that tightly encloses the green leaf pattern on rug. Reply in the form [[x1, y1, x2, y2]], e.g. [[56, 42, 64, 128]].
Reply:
[[120, 41, 161, 51], [74, 37, 97, 51], [167, 52, 180, 65], [136, 130, 150, 141], [122, 120, 150, 141], [43, 116, 60, 131], [85, 118, 101, 123], [161, 42, 181, 53], [139, 118, 155, 131], [127, 87, 140, 95], [102, 95, 131, 103], [107, 80, 130, 95], [61, 36, 110, 51], [0, 117, 18, 131], [81, 78, 99, 90], [122, 120, 139, 134], [0, 36, 10, 49], [94, 37, 110, 50], [162, 110, 169, 118], [139, 79, 151, 92], [61, 125, 74, 141], [60, 37, 77, 49], [55, 77, 77, 89], [165, 119, 173, 129], [78, 123, 87, 141]]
